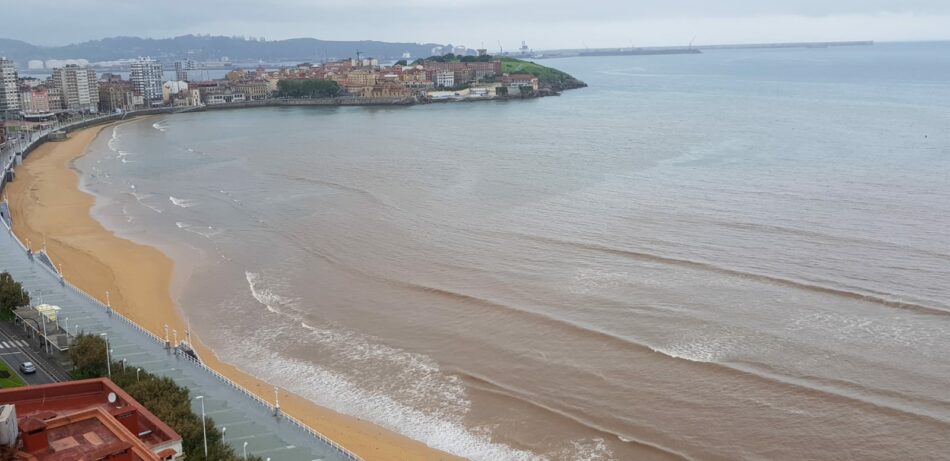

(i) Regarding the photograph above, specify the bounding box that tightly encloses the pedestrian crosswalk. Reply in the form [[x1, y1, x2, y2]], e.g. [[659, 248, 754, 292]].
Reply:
[[0, 340, 29, 349]]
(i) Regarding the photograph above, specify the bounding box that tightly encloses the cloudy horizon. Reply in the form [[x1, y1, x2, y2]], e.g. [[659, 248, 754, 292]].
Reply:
[[5, 1, 950, 49]]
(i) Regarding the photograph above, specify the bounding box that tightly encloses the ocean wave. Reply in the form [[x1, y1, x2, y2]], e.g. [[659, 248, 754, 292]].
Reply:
[[518, 233, 950, 316], [152, 120, 169, 132], [397, 278, 950, 427], [226, 327, 544, 461], [237, 270, 549, 460], [169, 196, 199, 208], [245, 271, 295, 314], [463, 371, 690, 461], [121, 204, 134, 223], [128, 190, 163, 214], [176, 221, 222, 239]]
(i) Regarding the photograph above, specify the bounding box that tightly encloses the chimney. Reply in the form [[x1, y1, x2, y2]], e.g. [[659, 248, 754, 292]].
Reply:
[[18, 417, 48, 453]]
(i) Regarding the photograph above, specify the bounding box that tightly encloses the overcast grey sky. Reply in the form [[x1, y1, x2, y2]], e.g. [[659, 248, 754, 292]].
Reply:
[[6, 0, 950, 48]]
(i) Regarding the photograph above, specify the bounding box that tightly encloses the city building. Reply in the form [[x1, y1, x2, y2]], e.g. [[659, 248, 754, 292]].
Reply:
[[130, 58, 163, 107], [435, 70, 454, 88], [233, 81, 269, 101], [0, 57, 20, 114], [199, 85, 246, 104], [98, 80, 137, 113], [46, 86, 64, 112], [0, 378, 184, 460], [173, 59, 195, 81], [50, 64, 99, 113], [503, 73, 540, 90], [30, 87, 51, 113]]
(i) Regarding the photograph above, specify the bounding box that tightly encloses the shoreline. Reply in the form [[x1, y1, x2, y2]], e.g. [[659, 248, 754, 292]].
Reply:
[[2, 122, 465, 461]]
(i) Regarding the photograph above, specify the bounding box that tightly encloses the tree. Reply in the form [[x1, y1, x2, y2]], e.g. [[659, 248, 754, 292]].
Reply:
[[69, 333, 108, 379], [0, 272, 29, 320], [276, 79, 341, 98], [394, 59, 408, 66], [110, 366, 263, 461]]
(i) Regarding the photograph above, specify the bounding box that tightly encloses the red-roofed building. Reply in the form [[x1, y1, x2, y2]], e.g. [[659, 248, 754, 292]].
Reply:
[[0, 379, 183, 460]]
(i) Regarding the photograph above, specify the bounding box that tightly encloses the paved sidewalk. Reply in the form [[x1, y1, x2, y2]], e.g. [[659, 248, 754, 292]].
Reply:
[[0, 225, 350, 461]]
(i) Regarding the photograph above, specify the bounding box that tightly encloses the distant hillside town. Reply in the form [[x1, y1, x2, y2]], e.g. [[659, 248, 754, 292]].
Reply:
[[0, 47, 589, 145]]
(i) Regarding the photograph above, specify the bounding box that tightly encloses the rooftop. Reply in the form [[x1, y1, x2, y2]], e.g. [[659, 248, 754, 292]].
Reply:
[[0, 379, 182, 460]]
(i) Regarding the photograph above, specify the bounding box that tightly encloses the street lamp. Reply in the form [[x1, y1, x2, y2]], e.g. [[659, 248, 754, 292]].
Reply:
[[136, 367, 141, 381], [99, 333, 111, 378], [195, 395, 208, 457], [274, 386, 280, 415], [221, 426, 226, 440], [243, 441, 248, 460]]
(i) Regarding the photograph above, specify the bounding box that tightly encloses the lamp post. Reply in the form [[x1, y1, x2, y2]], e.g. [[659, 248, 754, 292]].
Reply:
[[172, 329, 177, 348], [221, 426, 226, 440], [243, 441, 248, 460], [100, 333, 111, 378], [195, 395, 208, 457], [274, 386, 280, 416], [64, 317, 68, 337], [164, 324, 169, 347], [136, 368, 141, 381]]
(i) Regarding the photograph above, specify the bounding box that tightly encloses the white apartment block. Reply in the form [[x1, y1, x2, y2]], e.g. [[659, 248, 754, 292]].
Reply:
[[0, 57, 20, 113], [131, 57, 163, 107], [50, 65, 99, 113]]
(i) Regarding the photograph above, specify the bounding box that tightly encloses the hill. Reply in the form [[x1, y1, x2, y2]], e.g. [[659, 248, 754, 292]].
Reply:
[[499, 57, 587, 91], [0, 35, 446, 65]]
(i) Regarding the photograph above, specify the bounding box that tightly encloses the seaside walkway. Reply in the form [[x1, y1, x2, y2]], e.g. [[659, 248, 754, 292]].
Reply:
[[0, 226, 352, 461]]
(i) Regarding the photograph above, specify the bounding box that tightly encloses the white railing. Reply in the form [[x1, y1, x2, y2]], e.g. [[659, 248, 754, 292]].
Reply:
[[0, 120, 366, 461]]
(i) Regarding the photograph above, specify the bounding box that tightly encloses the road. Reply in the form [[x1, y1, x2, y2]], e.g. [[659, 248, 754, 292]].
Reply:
[[0, 322, 67, 385]]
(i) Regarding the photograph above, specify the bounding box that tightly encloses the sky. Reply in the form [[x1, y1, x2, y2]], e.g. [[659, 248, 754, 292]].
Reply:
[[5, 0, 950, 49]]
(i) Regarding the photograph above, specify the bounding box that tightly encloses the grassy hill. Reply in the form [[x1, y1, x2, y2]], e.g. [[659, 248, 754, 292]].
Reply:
[[499, 57, 586, 90]]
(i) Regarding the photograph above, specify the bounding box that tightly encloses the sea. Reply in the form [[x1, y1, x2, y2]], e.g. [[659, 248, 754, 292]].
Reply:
[[76, 42, 950, 461]]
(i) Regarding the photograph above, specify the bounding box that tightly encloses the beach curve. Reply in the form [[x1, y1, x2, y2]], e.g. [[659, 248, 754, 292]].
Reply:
[[2, 122, 464, 461]]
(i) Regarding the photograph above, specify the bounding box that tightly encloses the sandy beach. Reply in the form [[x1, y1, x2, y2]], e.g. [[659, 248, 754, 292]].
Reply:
[[3, 123, 463, 461]]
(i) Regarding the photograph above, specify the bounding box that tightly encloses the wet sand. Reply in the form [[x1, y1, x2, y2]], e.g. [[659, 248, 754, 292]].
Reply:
[[3, 123, 463, 461]]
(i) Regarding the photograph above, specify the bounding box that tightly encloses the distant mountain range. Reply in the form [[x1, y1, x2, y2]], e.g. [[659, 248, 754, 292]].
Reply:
[[0, 35, 451, 66]]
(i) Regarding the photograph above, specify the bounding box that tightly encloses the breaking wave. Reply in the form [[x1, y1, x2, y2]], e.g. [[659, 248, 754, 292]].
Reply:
[[169, 196, 199, 208], [176, 222, 222, 239], [239, 270, 549, 461]]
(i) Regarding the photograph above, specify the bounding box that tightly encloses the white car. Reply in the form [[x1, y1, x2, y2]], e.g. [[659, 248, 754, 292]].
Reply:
[[19, 362, 36, 374]]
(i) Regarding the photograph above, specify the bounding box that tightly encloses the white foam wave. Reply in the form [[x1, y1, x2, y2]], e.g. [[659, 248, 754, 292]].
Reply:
[[152, 120, 169, 132], [169, 196, 199, 208], [176, 221, 222, 239], [130, 191, 163, 214], [121, 204, 135, 223], [239, 270, 543, 461], [245, 271, 296, 315], [229, 331, 544, 461], [567, 438, 616, 461]]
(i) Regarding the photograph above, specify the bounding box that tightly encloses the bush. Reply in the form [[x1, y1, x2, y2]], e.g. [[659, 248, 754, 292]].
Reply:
[[276, 79, 341, 98]]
